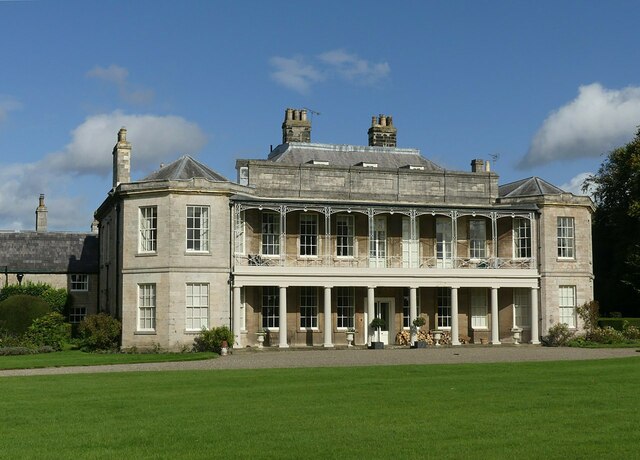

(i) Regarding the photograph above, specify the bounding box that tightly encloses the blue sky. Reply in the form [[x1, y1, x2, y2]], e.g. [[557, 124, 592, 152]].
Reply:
[[1, 0, 640, 231]]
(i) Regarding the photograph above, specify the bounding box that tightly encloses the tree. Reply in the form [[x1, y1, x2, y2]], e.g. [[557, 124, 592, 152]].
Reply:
[[585, 128, 640, 316]]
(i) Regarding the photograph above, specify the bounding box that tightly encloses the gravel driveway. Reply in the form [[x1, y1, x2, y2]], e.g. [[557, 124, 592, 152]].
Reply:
[[1, 345, 638, 377]]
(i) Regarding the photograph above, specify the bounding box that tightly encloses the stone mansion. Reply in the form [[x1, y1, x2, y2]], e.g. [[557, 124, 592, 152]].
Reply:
[[94, 108, 594, 350]]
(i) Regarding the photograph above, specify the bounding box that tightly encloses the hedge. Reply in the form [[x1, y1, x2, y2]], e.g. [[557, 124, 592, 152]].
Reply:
[[0, 295, 51, 335], [597, 318, 640, 331]]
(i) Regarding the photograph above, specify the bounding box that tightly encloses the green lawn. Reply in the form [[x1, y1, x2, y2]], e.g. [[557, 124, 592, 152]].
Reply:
[[1, 357, 639, 459], [0, 350, 216, 370]]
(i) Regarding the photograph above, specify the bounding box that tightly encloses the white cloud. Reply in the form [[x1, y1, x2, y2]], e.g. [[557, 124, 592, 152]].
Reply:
[[270, 50, 390, 93], [520, 83, 640, 168], [0, 112, 207, 230], [560, 172, 593, 196], [0, 95, 22, 123], [87, 64, 155, 105], [44, 111, 208, 175], [269, 56, 324, 93]]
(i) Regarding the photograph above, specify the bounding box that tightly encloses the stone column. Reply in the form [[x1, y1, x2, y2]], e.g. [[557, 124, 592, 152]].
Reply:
[[530, 287, 540, 344], [367, 287, 375, 346], [323, 286, 333, 348], [233, 286, 242, 349], [491, 287, 501, 345], [451, 287, 461, 345], [409, 287, 417, 345], [279, 286, 289, 348]]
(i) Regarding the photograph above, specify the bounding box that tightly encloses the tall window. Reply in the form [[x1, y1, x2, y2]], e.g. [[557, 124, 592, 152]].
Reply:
[[559, 285, 576, 328], [370, 216, 387, 266], [470, 288, 488, 329], [70, 274, 88, 291], [186, 283, 209, 331], [402, 288, 420, 329], [336, 287, 354, 329], [299, 287, 318, 328], [186, 206, 209, 252], [299, 214, 318, 256], [513, 288, 531, 328], [514, 218, 531, 258], [139, 206, 157, 252], [557, 217, 575, 259], [138, 284, 156, 331], [437, 287, 451, 328], [262, 212, 280, 256], [262, 286, 279, 329], [469, 219, 487, 259], [336, 215, 354, 257], [436, 218, 453, 268]]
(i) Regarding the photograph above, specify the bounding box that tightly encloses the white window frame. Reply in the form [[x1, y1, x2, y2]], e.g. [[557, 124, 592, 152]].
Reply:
[[513, 288, 531, 329], [437, 287, 451, 329], [262, 286, 279, 330], [557, 217, 575, 259], [138, 284, 156, 332], [186, 206, 210, 252], [559, 285, 577, 328], [186, 283, 209, 331], [299, 286, 318, 329], [70, 274, 89, 292], [369, 215, 387, 267], [470, 288, 488, 329], [336, 287, 355, 329], [299, 213, 318, 257], [336, 214, 354, 258], [436, 218, 453, 268], [139, 206, 157, 253], [261, 212, 280, 256], [469, 219, 487, 259], [513, 218, 531, 259], [402, 288, 421, 329]]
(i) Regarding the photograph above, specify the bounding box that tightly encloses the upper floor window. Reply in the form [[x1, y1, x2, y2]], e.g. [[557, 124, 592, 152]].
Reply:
[[186, 206, 209, 252], [514, 218, 531, 259], [336, 215, 354, 257], [138, 283, 156, 331], [299, 214, 318, 257], [559, 285, 576, 328], [139, 206, 157, 252], [557, 217, 575, 259], [262, 212, 280, 256], [70, 274, 88, 291], [469, 219, 486, 259]]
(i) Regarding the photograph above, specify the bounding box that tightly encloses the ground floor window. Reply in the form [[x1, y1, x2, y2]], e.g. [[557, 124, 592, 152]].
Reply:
[[402, 288, 420, 329], [262, 286, 279, 329], [138, 284, 156, 331], [513, 288, 531, 328], [437, 287, 451, 328], [559, 285, 576, 328], [186, 283, 209, 331], [299, 287, 318, 328], [336, 287, 354, 329], [69, 306, 86, 324], [470, 288, 487, 329]]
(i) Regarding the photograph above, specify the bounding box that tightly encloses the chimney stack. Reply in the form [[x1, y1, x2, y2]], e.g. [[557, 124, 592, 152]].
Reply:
[[35, 194, 47, 232], [471, 159, 485, 173], [113, 127, 132, 187], [282, 108, 311, 143], [368, 114, 397, 147]]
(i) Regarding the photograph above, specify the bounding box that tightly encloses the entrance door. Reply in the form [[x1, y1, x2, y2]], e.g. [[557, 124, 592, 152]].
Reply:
[[372, 299, 392, 344]]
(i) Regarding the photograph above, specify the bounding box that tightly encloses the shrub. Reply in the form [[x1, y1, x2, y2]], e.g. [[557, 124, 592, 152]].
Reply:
[[23, 312, 71, 351], [622, 322, 640, 340], [0, 295, 51, 335], [193, 326, 234, 353], [0, 346, 37, 356], [577, 300, 600, 334], [78, 313, 121, 351], [0, 282, 68, 313], [588, 326, 625, 344], [542, 323, 574, 347]]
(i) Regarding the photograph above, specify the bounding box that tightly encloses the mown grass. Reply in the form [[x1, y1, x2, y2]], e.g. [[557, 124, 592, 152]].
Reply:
[[0, 350, 216, 370], [1, 357, 639, 459]]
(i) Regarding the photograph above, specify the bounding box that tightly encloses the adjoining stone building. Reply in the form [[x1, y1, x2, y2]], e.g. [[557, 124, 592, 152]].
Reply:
[[96, 110, 594, 350], [0, 195, 99, 324]]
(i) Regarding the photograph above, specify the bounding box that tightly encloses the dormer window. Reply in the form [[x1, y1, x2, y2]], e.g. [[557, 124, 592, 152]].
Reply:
[[307, 160, 329, 165], [358, 162, 378, 168], [408, 165, 424, 170]]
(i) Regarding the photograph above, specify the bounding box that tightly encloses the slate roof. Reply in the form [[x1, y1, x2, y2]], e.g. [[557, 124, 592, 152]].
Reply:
[[0, 232, 99, 274], [142, 155, 229, 182], [499, 177, 566, 198], [266, 142, 444, 171]]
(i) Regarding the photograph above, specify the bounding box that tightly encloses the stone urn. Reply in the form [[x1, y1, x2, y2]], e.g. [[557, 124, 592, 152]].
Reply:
[[256, 331, 266, 349], [511, 327, 523, 345], [431, 329, 443, 347], [346, 330, 355, 347]]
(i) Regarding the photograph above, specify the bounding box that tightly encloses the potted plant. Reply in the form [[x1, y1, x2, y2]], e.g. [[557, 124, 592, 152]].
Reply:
[[370, 318, 386, 349], [412, 316, 427, 348], [346, 327, 356, 347], [256, 328, 267, 349]]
